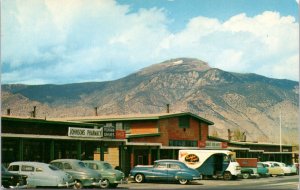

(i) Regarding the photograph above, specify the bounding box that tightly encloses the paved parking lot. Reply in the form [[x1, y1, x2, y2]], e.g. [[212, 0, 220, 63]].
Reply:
[[117, 175, 299, 189]]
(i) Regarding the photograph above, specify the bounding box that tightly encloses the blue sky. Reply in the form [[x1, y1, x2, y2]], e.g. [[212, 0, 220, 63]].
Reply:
[[2, 0, 299, 84]]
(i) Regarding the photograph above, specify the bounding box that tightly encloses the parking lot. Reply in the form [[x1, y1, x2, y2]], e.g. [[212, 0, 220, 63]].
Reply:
[[117, 175, 299, 189]]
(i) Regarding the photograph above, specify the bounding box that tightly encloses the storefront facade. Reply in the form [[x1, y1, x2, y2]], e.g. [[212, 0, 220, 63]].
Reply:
[[1, 116, 127, 169]]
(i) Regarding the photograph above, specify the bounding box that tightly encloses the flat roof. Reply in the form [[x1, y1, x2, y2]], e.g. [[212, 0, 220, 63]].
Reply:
[[1, 116, 99, 127], [48, 112, 214, 125]]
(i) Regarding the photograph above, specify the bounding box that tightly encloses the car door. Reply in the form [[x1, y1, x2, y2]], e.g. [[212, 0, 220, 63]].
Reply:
[[20, 165, 36, 187], [167, 163, 182, 181], [151, 162, 168, 181], [35, 166, 52, 186]]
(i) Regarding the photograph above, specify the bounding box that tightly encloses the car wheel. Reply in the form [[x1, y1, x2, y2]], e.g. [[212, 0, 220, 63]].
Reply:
[[223, 172, 232, 180], [100, 179, 110, 188], [73, 180, 83, 189], [178, 179, 189, 185], [242, 173, 250, 179], [134, 174, 145, 183], [109, 183, 118, 188]]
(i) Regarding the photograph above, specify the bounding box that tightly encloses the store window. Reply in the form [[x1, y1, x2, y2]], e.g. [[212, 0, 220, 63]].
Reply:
[[169, 140, 197, 147], [179, 116, 190, 128]]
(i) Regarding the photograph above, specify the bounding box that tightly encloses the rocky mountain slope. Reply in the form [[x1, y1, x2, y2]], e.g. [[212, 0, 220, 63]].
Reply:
[[1, 58, 299, 144]]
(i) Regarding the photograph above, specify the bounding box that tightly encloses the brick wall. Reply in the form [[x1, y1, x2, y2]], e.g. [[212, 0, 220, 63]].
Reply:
[[130, 120, 158, 134], [129, 116, 210, 147]]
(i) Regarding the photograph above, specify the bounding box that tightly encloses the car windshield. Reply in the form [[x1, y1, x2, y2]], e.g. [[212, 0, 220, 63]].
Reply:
[[224, 155, 235, 162], [103, 163, 113, 170], [1, 165, 7, 172], [78, 162, 86, 168], [49, 165, 60, 171]]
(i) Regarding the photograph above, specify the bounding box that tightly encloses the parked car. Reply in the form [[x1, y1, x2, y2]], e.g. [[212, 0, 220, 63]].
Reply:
[[261, 162, 284, 177], [265, 161, 292, 175], [50, 159, 102, 189], [129, 160, 201, 185], [1, 165, 27, 189], [287, 164, 299, 175], [83, 160, 126, 188], [257, 162, 269, 177], [239, 168, 259, 179], [7, 161, 74, 188]]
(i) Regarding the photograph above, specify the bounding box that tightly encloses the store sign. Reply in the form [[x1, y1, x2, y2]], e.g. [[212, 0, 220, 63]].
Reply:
[[198, 141, 206, 148], [221, 142, 228, 148], [68, 127, 103, 138], [68, 126, 115, 138], [115, 130, 126, 139], [102, 126, 115, 138]]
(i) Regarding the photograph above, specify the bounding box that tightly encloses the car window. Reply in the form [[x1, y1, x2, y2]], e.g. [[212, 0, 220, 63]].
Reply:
[[87, 163, 98, 170], [21, 165, 34, 172], [1, 166, 6, 172], [154, 163, 167, 169], [78, 162, 86, 168], [64, 163, 72, 170], [257, 163, 263, 167], [36, 167, 43, 172], [103, 163, 113, 170], [8, 165, 19, 172], [169, 164, 181, 170], [273, 163, 279, 167], [51, 162, 63, 170], [49, 165, 60, 171]]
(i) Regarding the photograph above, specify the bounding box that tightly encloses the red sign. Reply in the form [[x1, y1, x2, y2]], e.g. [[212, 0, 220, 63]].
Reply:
[[115, 130, 126, 139], [198, 141, 206, 148], [221, 142, 228, 148]]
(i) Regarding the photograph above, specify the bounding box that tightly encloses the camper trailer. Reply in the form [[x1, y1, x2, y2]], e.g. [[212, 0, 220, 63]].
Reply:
[[179, 150, 241, 180]]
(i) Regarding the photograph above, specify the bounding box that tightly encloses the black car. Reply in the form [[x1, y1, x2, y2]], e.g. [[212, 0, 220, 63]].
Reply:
[[1, 165, 27, 188]]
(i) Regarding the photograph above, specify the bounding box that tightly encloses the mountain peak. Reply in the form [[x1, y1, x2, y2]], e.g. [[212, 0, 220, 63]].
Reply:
[[138, 58, 211, 76]]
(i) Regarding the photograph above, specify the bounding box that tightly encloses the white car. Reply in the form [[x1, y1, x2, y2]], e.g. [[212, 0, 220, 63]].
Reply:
[[8, 161, 75, 188], [264, 161, 292, 175]]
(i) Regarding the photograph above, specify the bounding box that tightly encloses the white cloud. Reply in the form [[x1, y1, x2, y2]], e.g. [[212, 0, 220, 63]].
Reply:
[[2, 0, 299, 84]]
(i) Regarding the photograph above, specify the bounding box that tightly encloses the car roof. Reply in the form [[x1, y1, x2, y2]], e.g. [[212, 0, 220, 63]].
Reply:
[[154, 159, 182, 163], [50, 159, 81, 163], [9, 161, 49, 167], [82, 160, 109, 164]]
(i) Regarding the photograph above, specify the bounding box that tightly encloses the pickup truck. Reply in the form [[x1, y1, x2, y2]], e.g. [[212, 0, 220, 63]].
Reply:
[[129, 160, 201, 185], [236, 158, 260, 179]]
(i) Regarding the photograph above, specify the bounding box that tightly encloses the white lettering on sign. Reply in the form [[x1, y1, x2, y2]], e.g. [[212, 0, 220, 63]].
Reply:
[[68, 127, 103, 138]]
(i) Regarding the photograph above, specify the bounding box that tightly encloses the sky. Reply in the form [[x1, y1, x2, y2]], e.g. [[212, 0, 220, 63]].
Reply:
[[1, 0, 299, 84]]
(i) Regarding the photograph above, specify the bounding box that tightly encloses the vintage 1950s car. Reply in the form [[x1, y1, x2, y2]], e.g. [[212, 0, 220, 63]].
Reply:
[[129, 160, 201, 185], [50, 159, 102, 189], [83, 160, 126, 188], [265, 161, 292, 175], [261, 162, 284, 177], [1, 165, 27, 189], [7, 161, 74, 188]]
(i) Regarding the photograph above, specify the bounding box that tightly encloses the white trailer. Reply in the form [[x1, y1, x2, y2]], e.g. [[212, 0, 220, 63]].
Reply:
[[179, 149, 241, 180]]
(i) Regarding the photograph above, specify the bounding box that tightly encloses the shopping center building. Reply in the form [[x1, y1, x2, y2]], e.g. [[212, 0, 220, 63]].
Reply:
[[1, 112, 297, 175]]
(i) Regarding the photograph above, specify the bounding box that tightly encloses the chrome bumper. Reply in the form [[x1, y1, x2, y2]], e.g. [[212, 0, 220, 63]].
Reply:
[[114, 178, 128, 184], [9, 185, 27, 189], [58, 181, 76, 188]]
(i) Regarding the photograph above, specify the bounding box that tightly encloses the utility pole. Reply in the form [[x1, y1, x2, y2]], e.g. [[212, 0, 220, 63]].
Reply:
[[280, 110, 282, 153]]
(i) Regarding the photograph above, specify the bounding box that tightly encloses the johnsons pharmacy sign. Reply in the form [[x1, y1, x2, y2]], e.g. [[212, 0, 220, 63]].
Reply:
[[68, 127, 115, 138]]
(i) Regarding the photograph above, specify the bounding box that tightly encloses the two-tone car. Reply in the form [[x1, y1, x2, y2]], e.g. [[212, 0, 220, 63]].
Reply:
[[265, 161, 292, 175], [1, 165, 27, 189], [261, 162, 284, 177], [7, 161, 74, 188], [129, 160, 201, 185], [50, 159, 102, 189], [83, 160, 126, 188], [257, 162, 269, 177]]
